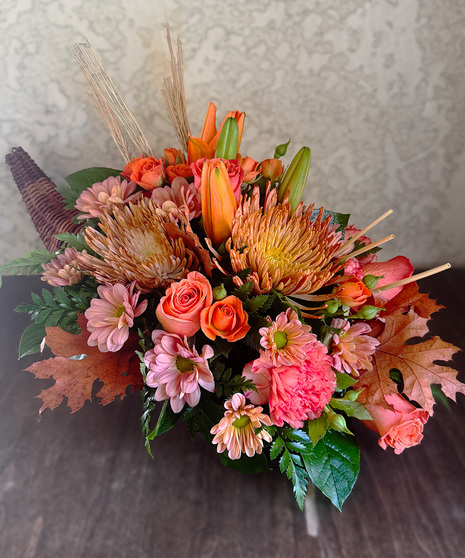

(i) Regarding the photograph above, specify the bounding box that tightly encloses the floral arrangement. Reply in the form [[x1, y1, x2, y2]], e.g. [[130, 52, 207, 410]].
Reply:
[[2, 38, 463, 511]]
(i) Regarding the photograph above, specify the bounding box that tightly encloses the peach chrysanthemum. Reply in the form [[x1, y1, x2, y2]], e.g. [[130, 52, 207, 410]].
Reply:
[[85, 282, 147, 352], [41, 247, 84, 286], [259, 308, 316, 366], [150, 177, 201, 221], [75, 176, 141, 219], [227, 186, 343, 296], [330, 318, 380, 377], [78, 199, 197, 293], [211, 393, 272, 460], [144, 331, 214, 413]]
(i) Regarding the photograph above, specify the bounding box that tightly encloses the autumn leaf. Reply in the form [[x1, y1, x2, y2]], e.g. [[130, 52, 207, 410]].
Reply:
[[384, 282, 443, 320], [356, 309, 462, 415], [26, 315, 143, 414]]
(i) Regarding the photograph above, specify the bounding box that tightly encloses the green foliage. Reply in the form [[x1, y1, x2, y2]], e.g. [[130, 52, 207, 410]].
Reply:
[[220, 451, 270, 474], [335, 371, 357, 391], [274, 139, 290, 159], [270, 428, 310, 510], [54, 232, 93, 254], [143, 397, 185, 457], [18, 322, 46, 359], [311, 209, 350, 234], [301, 430, 360, 511], [183, 398, 225, 442], [308, 415, 329, 446], [0, 250, 54, 285], [330, 398, 372, 420], [232, 281, 254, 301], [58, 167, 123, 211]]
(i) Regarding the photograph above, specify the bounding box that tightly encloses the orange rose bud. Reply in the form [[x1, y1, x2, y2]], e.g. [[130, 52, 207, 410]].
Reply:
[[200, 295, 250, 342], [122, 156, 165, 190], [164, 147, 186, 166], [201, 159, 237, 246], [238, 154, 260, 183], [259, 158, 284, 180], [334, 280, 371, 308], [166, 164, 193, 183]]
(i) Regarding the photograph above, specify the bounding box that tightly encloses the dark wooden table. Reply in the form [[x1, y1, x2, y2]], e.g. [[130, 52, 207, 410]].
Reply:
[[1, 273, 464, 558]]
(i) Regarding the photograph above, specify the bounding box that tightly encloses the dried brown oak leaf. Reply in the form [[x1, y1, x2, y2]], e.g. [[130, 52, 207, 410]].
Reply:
[[356, 308, 462, 415], [26, 315, 143, 414]]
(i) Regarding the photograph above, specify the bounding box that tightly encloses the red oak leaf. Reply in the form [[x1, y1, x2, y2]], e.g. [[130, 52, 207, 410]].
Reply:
[[355, 309, 462, 415], [384, 282, 443, 319], [26, 315, 143, 414]]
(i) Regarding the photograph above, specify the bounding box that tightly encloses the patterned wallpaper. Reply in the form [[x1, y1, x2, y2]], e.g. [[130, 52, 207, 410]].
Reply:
[[1, 0, 464, 268]]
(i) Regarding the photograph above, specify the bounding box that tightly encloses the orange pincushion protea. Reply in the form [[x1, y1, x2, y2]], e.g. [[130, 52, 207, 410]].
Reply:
[[78, 199, 197, 293], [227, 187, 343, 296]]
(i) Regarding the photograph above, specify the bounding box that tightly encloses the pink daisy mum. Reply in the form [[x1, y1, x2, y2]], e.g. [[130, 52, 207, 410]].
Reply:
[[150, 177, 201, 221], [211, 393, 272, 460], [41, 247, 84, 286], [144, 331, 214, 413], [244, 340, 336, 428], [259, 308, 316, 366], [85, 282, 147, 352], [75, 176, 141, 219], [330, 318, 380, 376]]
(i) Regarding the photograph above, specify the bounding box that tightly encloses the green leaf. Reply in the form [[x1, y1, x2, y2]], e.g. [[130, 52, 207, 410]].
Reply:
[[233, 281, 255, 301], [335, 371, 357, 391], [270, 437, 285, 459], [244, 294, 270, 314], [302, 430, 360, 511], [147, 400, 184, 440], [330, 399, 372, 420], [0, 250, 53, 280], [311, 209, 350, 234], [308, 415, 329, 445], [18, 322, 46, 359], [59, 167, 122, 211], [54, 232, 92, 253]]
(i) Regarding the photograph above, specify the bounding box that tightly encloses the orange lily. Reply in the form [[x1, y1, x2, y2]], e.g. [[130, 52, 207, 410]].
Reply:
[[188, 102, 245, 163], [201, 159, 238, 246]]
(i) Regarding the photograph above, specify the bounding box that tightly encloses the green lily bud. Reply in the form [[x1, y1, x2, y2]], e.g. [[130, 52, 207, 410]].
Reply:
[[363, 274, 383, 289], [273, 139, 290, 159], [214, 117, 239, 160], [213, 284, 228, 301], [325, 298, 339, 315], [278, 146, 311, 211], [356, 305, 381, 320]]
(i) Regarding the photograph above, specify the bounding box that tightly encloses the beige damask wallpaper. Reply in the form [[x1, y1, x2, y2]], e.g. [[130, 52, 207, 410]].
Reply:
[[1, 0, 464, 267]]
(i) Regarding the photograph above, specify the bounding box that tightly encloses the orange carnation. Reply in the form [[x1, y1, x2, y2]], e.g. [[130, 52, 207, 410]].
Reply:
[[122, 156, 165, 190], [334, 280, 371, 308], [200, 295, 250, 342]]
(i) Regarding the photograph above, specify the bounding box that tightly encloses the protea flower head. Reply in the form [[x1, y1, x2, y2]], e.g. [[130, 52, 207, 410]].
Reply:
[[227, 186, 343, 296], [78, 199, 197, 292]]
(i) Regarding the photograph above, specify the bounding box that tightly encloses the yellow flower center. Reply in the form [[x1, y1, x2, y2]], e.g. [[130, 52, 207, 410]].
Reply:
[[114, 305, 126, 318], [176, 356, 195, 373], [232, 415, 251, 428], [273, 331, 288, 349]]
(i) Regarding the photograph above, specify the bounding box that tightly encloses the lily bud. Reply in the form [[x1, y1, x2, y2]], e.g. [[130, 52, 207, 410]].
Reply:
[[278, 146, 311, 211], [215, 117, 239, 160], [187, 136, 214, 164], [201, 159, 238, 247]]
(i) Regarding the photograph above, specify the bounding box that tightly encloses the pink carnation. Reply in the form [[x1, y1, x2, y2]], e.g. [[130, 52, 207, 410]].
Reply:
[[144, 331, 214, 413], [41, 247, 83, 286], [85, 282, 147, 352], [244, 340, 336, 428], [330, 318, 380, 376], [75, 175, 141, 219], [337, 225, 377, 264]]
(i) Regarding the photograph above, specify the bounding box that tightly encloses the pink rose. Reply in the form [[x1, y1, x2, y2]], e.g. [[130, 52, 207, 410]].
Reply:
[[363, 393, 429, 454], [362, 255, 414, 301], [156, 271, 213, 337], [191, 157, 244, 200]]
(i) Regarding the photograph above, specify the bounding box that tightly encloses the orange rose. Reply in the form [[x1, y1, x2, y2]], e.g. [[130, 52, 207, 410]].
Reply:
[[166, 164, 193, 183], [156, 272, 213, 337], [259, 158, 284, 180], [362, 393, 429, 454], [200, 295, 250, 342], [122, 156, 165, 190], [237, 154, 260, 183], [334, 280, 371, 308], [164, 147, 186, 166]]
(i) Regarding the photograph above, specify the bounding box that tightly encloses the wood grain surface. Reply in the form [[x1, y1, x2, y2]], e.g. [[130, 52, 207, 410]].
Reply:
[[1, 273, 464, 558]]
